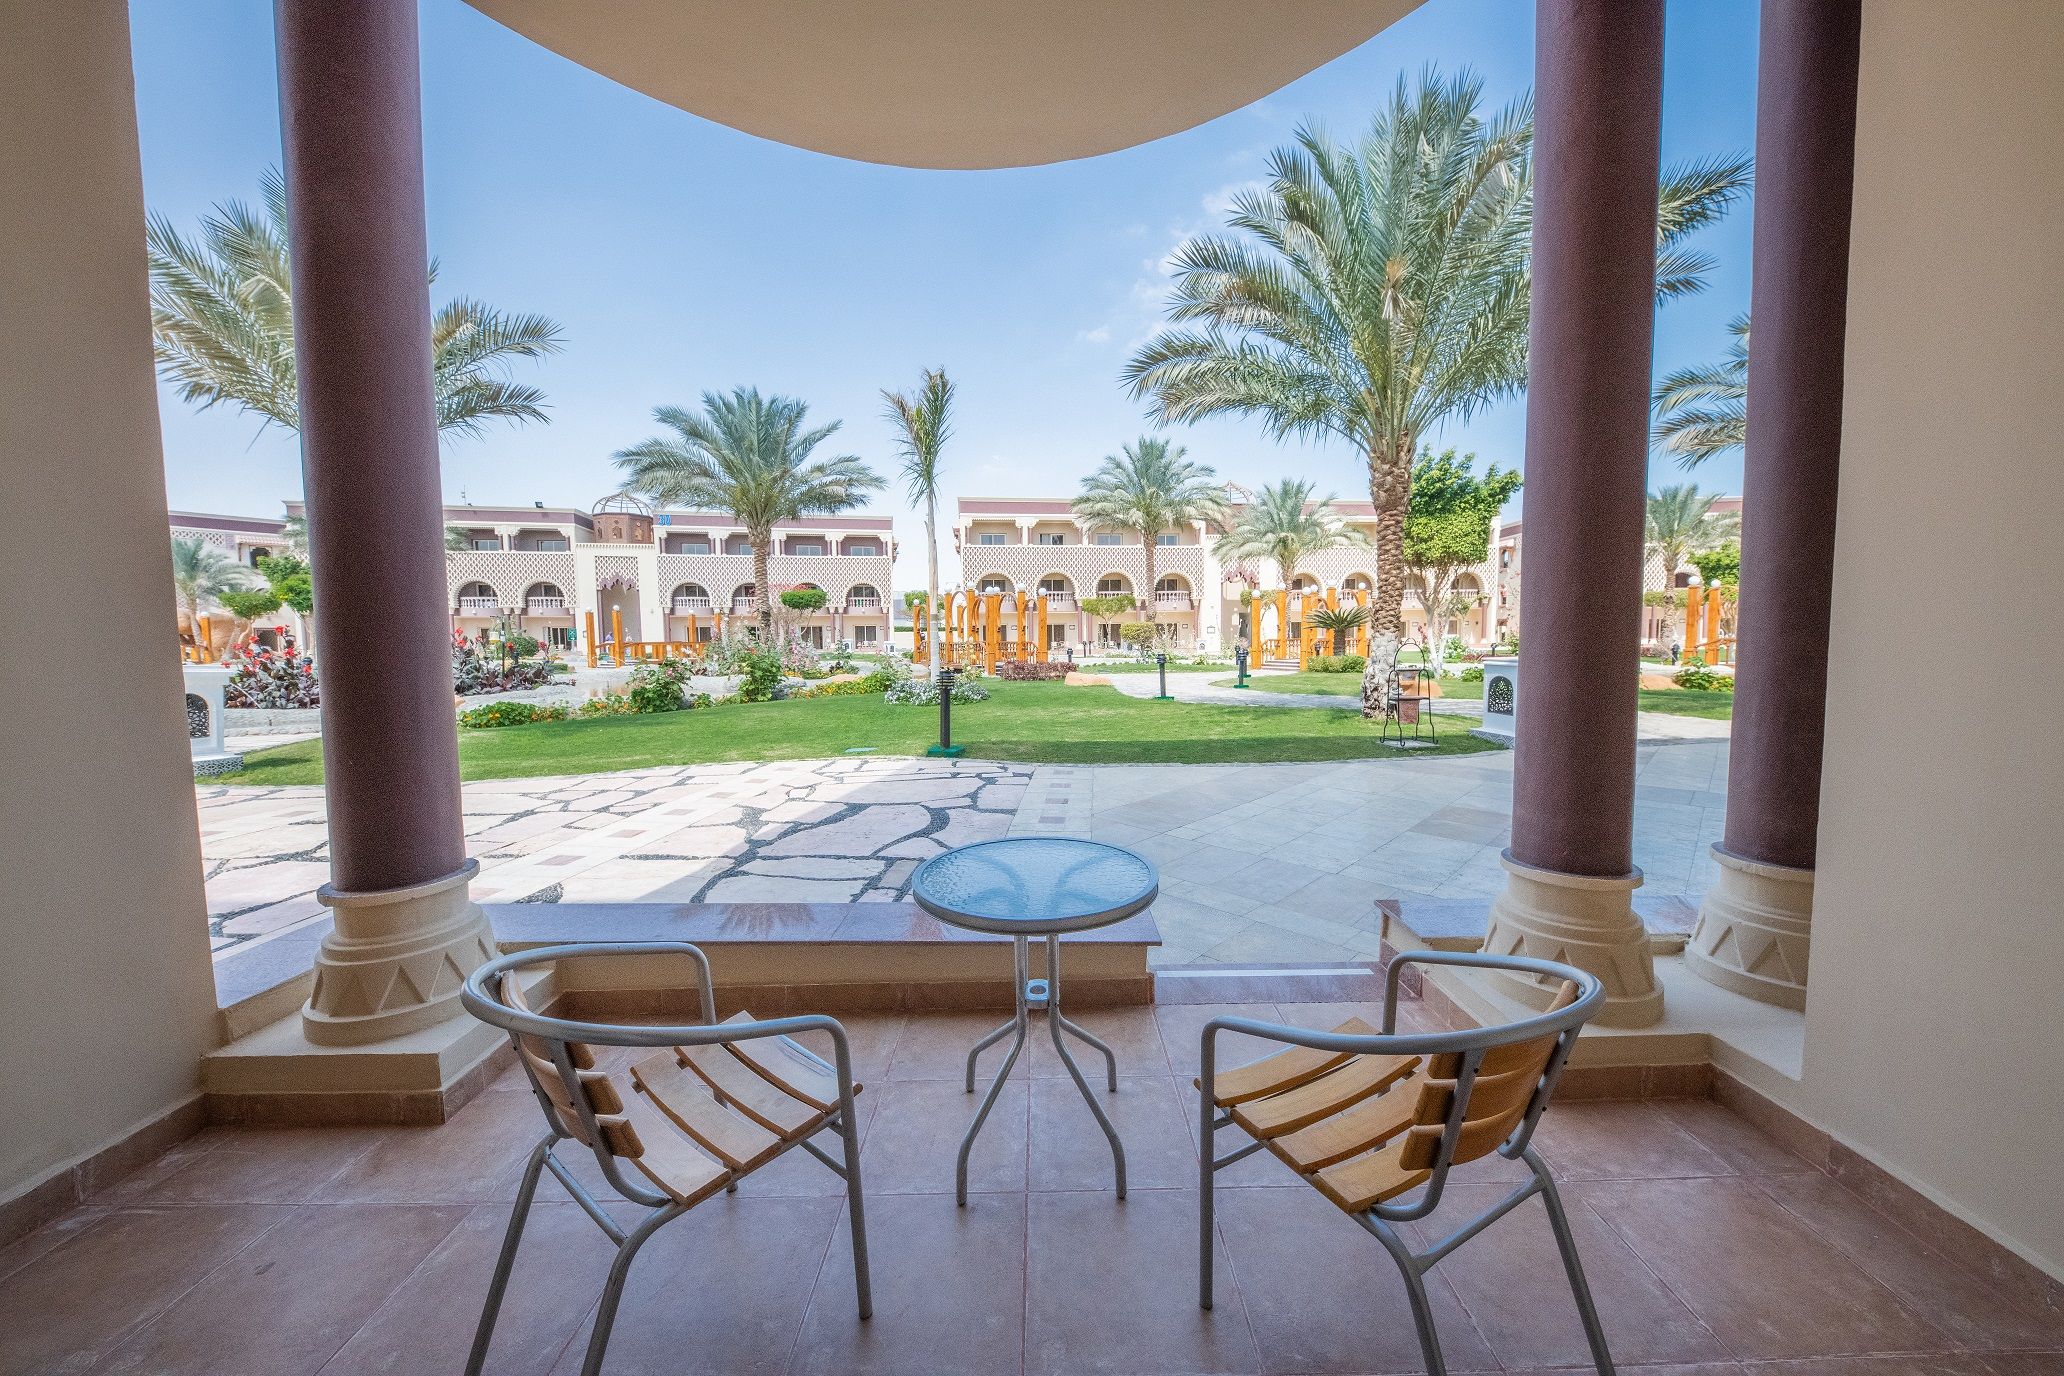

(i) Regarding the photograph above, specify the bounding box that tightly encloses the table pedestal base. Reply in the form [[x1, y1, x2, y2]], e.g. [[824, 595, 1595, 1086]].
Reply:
[[958, 933, 1127, 1205]]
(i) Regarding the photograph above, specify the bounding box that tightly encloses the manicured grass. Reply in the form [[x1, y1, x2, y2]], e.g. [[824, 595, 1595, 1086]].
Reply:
[[217, 680, 1502, 785], [1081, 660, 1235, 674], [1210, 671, 1480, 698], [1636, 686, 1735, 719]]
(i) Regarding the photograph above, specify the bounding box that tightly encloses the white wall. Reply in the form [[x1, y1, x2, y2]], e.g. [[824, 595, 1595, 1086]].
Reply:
[[1802, 0, 2064, 1276], [0, 2, 220, 1206]]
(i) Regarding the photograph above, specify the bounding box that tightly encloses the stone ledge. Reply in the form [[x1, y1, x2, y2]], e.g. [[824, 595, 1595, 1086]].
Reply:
[[1382, 894, 1696, 954]]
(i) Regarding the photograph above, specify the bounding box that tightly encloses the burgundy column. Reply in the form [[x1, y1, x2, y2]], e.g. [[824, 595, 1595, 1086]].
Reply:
[[278, 0, 464, 893], [1484, 0, 1666, 1025], [278, 0, 491, 1045], [1686, 0, 1861, 1008]]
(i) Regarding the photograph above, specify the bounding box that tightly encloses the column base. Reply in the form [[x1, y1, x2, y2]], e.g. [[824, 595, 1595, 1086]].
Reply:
[[303, 859, 495, 1046], [1482, 851, 1663, 1028], [1683, 845, 1813, 1010]]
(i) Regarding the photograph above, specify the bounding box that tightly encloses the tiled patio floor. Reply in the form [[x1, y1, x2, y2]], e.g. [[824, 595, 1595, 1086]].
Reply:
[[7, 1002, 2057, 1375]]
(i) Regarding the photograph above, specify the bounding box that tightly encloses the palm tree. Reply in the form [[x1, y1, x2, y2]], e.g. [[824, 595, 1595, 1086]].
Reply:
[[1653, 315, 1750, 467], [147, 167, 563, 438], [170, 536, 251, 647], [615, 388, 884, 635], [1125, 70, 1750, 716], [1644, 485, 1740, 645], [1073, 437, 1228, 636], [882, 369, 955, 676], [1212, 478, 1371, 596]]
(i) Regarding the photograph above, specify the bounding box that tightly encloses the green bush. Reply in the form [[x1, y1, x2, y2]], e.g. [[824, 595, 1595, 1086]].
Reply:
[[778, 587, 828, 612], [458, 700, 570, 729], [1673, 655, 1735, 692], [794, 668, 896, 698], [627, 660, 692, 713], [1457, 664, 1485, 683], [1307, 654, 1367, 674], [1117, 623, 1157, 648], [735, 644, 787, 702]]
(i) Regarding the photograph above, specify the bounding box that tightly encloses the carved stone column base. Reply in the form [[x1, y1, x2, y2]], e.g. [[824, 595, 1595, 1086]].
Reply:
[[303, 859, 495, 1046], [1684, 845, 1812, 1010], [1482, 851, 1663, 1028]]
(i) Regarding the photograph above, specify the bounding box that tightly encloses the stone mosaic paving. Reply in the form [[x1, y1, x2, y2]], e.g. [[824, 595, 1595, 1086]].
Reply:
[[198, 758, 1030, 954]]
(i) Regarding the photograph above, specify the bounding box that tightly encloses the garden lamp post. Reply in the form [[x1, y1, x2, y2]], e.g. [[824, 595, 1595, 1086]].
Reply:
[[927, 669, 965, 757], [1234, 645, 1249, 689], [1153, 652, 1172, 701]]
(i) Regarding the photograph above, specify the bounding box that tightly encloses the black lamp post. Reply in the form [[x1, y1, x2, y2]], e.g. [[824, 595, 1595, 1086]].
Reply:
[[926, 669, 965, 757], [1234, 645, 1249, 689], [1152, 652, 1172, 701]]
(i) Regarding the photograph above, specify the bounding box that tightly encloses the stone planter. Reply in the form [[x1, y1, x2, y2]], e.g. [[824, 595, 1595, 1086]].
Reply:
[[1476, 655, 1518, 741]]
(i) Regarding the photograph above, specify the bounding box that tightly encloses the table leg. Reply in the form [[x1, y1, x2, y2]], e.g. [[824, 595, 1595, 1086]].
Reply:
[[957, 935, 1029, 1206], [1044, 934, 1127, 1199]]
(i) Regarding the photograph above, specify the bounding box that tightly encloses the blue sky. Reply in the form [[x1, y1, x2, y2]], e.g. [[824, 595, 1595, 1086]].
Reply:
[[133, 0, 1757, 589]]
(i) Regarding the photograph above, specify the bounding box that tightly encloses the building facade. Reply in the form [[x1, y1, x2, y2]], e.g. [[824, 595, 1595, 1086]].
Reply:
[[173, 494, 895, 658], [948, 493, 1738, 661]]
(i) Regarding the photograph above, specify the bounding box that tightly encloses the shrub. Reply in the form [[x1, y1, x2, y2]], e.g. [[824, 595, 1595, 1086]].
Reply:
[[794, 668, 896, 698], [778, 587, 828, 612], [503, 631, 542, 660], [1673, 655, 1735, 691], [627, 659, 692, 713], [458, 700, 570, 729], [1307, 654, 1367, 674], [884, 667, 990, 705], [1117, 623, 1157, 649], [734, 644, 787, 702], [223, 635, 319, 708], [452, 631, 554, 695], [1457, 664, 1485, 683], [995, 660, 1071, 681]]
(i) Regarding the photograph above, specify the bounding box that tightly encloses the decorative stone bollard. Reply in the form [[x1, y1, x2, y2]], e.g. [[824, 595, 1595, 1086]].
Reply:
[[183, 663, 243, 775], [1476, 655, 1519, 742]]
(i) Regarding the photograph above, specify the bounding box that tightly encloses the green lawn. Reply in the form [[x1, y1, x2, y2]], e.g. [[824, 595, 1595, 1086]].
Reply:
[[1636, 686, 1735, 719], [1211, 671, 1479, 698], [217, 680, 1501, 785], [1083, 660, 1235, 674]]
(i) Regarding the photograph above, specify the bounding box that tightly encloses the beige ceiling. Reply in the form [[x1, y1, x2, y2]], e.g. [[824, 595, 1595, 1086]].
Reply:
[[461, 1, 1421, 170]]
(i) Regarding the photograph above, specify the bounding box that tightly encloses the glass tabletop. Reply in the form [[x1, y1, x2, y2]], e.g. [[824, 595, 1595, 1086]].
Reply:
[[910, 837, 1159, 936]]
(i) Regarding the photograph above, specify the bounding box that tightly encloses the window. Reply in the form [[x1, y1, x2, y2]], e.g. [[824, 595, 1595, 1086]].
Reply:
[[672, 538, 711, 554], [800, 626, 826, 648], [846, 543, 878, 556], [980, 578, 1009, 594], [1156, 533, 1178, 546], [853, 624, 879, 645], [471, 537, 500, 551], [1046, 625, 1067, 648], [1097, 577, 1126, 596], [1092, 533, 1121, 546], [533, 537, 568, 552], [545, 626, 575, 650], [1037, 532, 1065, 546], [977, 532, 1007, 545], [791, 543, 825, 556]]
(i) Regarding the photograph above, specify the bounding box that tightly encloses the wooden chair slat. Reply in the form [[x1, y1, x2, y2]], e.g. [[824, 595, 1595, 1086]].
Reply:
[[632, 1052, 785, 1172], [1231, 1050, 1420, 1140], [679, 1041, 827, 1136], [1268, 1076, 1423, 1171], [720, 1012, 845, 1112], [1198, 1017, 1380, 1107], [1401, 1106, 1531, 1171], [1310, 1139, 1432, 1214], [615, 1092, 730, 1205], [503, 977, 595, 1070]]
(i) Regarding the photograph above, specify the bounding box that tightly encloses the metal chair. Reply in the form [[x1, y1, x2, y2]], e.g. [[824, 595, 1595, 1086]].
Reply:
[[1197, 952, 1613, 1375], [460, 943, 871, 1376]]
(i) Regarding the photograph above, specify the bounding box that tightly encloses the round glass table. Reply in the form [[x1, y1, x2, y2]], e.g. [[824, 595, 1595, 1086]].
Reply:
[[910, 837, 1158, 1204]]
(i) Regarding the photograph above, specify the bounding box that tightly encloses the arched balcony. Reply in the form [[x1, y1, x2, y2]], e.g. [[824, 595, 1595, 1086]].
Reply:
[[1153, 574, 1194, 611], [522, 581, 569, 617], [455, 580, 500, 617], [669, 582, 712, 615], [730, 583, 757, 614], [1036, 574, 1076, 611], [844, 583, 882, 613]]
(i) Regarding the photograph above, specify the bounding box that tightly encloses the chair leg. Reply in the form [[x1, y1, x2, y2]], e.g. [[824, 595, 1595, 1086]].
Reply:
[[840, 1109, 874, 1320], [1197, 1086, 1216, 1310], [579, 1202, 683, 1376], [465, 1136, 552, 1376], [1366, 1216, 1447, 1376], [1528, 1149, 1616, 1374]]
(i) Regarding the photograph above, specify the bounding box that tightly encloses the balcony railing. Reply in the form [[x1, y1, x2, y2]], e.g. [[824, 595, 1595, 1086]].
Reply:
[[456, 596, 500, 615], [845, 597, 883, 612], [671, 596, 713, 614], [1153, 591, 1195, 610], [731, 597, 756, 614], [524, 597, 568, 616], [1040, 593, 1076, 610]]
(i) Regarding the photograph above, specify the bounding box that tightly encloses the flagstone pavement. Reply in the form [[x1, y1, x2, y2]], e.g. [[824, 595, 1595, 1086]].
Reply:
[[198, 741, 1726, 970]]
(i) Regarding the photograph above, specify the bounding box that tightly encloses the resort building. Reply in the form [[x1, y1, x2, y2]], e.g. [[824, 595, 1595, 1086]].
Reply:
[[173, 494, 896, 658], [955, 494, 1513, 659]]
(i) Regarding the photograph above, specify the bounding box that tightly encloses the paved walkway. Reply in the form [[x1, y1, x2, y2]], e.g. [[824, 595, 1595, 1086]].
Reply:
[[198, 737, 1725, 971], [198, 758, 1030, 954], [1103, 670, 1732, 742], [1010, 740, 1728, 967]]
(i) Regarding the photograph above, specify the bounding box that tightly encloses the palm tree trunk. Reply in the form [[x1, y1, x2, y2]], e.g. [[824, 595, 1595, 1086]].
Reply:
[[924, 498, 940, 677], [752, 531, 773, 639], [1142, 536, 1158, 638], [1662, 554, 1682, 648], [1359, 438, 1411, 720]]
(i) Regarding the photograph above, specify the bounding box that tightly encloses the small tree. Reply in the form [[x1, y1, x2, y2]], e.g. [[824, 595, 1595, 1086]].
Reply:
[[170, 535, 250, 649], [217, 587, 285, 647], [1308, 603, 1371, 655], [1071, 437, 1226, 632], [1400, 450, 1521, 674], [1646, 486, 1738, 645], [779, 587, 829, 613]]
